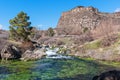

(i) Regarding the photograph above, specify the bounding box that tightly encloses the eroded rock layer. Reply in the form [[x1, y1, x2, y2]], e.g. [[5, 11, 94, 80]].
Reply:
[[57, 6, 120, 35]]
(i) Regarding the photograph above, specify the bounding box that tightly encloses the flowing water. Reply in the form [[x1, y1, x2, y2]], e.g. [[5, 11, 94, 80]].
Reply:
[[0, 48, 120, 80], [45, 48, 72, 59]]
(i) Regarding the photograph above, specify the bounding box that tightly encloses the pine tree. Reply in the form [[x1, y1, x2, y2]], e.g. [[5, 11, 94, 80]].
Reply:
[[47, 27, 55, 37], [9, 11, 33, 42]]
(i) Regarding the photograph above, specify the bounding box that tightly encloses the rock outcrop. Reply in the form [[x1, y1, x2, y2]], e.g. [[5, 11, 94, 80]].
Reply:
[[0, 30, 9, 39], [20, 48, 46, 61], [1, 44, 21, 60], [56, 6, 120, 35]]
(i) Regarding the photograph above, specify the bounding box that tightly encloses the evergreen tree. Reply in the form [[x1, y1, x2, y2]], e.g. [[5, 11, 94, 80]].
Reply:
[[9, 11, 33, 42], [47, 27, 55, 37]]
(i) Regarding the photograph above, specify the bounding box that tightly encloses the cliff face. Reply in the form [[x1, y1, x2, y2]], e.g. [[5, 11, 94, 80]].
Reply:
[[0, 30, 9, 39], [56, 6, 120, 35]]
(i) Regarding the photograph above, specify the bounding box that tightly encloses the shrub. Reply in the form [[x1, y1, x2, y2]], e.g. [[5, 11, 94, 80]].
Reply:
[[47, 27, 55, 37], [73, 34, 93, 45], [101, 34, 118, 47]]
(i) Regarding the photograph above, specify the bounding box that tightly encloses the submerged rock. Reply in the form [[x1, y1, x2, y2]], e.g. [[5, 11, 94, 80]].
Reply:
[[0, 66, 11, 74]]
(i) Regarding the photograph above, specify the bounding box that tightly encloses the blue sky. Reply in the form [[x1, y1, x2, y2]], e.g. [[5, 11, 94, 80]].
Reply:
[[0, 0, 120, 30]]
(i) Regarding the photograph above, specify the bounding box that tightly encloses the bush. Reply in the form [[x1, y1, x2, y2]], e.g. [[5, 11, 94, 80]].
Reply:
[[101, 34, 118, 47], [73, 34, 93, 45], [47, 27, 55, 37]]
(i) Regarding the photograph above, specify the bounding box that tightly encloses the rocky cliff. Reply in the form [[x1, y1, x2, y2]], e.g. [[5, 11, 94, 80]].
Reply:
[[0, 30, 9, 39], [56, 6, 120, 35]]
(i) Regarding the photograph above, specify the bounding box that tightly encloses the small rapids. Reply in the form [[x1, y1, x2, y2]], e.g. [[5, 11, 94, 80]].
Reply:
[[45, 48, 72, 59]]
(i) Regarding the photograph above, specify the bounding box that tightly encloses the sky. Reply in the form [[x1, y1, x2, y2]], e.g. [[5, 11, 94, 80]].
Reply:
[[0, 0, 120, 30]]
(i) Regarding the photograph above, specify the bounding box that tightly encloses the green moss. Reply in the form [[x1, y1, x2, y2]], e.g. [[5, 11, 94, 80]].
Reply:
[[98, 60, 120, 67], [0, 60, 34, 80], [1, 58, 120, 80]]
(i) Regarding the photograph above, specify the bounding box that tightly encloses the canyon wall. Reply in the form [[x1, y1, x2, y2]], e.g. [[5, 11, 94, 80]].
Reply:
[[56, 6, 120, 35]]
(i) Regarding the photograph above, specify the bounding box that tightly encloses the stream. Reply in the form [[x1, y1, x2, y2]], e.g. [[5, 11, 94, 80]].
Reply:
[[0, 48, 120, 80]]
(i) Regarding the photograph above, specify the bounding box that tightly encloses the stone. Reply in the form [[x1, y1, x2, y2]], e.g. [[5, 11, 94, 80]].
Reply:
[[1, 44, 21, 61], [20, 49, 46, 61], [92, 70, 120, 80]]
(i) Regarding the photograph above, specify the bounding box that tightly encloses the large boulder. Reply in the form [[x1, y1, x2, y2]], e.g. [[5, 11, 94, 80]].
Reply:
[[20, 48, 46, 61], [0, 39, 8, 59], [1, 44, 21, 60], [92, 70, 120, 80]]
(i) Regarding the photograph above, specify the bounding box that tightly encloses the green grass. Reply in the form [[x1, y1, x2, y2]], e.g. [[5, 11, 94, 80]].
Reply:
[[84, 40, 101, 49]]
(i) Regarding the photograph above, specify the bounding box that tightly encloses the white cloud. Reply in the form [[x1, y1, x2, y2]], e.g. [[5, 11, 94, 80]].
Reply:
[[36, 24, 54, 30], [37, 24, 44, 27], [37, 24, 48, 30], [115, 8, 120, 12], [37, 24, 47, 27], [0, 24, 3, 29]]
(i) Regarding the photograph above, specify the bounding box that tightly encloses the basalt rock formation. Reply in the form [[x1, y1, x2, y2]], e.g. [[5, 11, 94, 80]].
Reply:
[[20, 49, 46, 61], [1, 44, 21, 60], [56, 6, 120, 35], [92, 70, 120, 80], [0, 30, 9, 39]]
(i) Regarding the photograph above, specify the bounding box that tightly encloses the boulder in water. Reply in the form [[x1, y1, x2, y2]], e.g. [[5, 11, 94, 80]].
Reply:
[[20, 49, 46, 61]]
